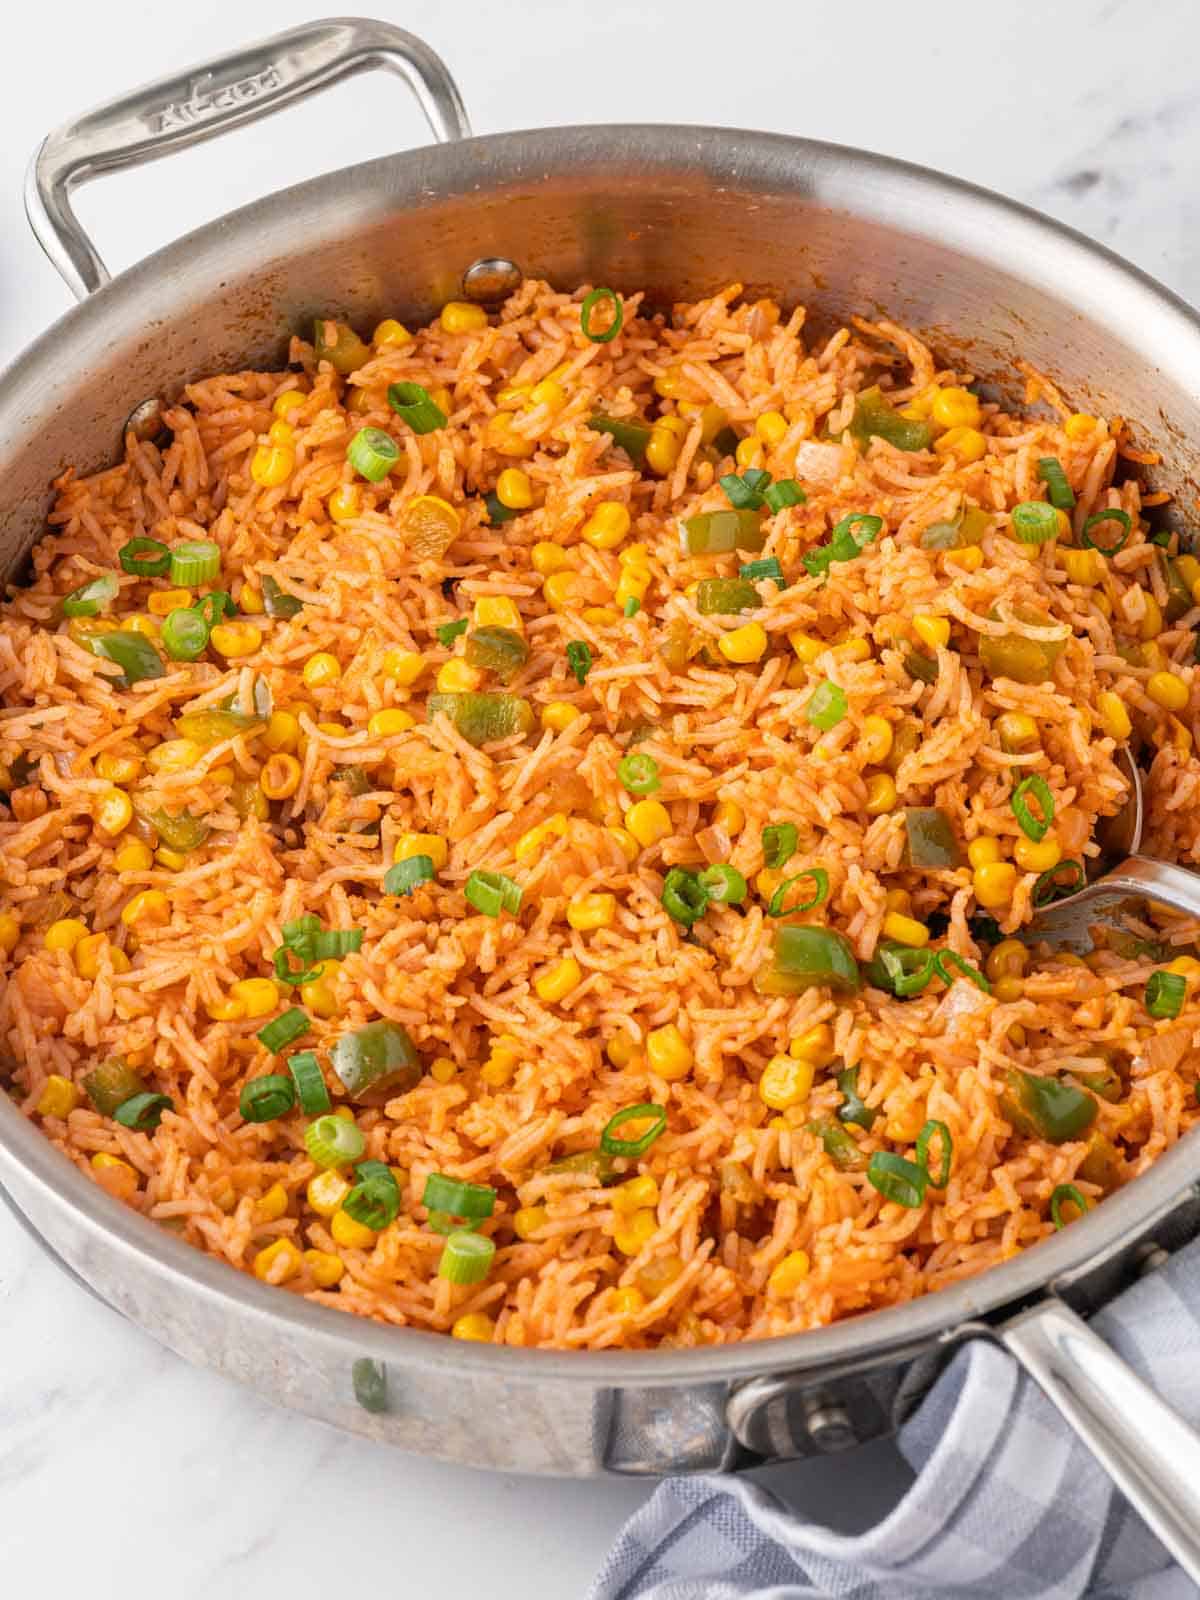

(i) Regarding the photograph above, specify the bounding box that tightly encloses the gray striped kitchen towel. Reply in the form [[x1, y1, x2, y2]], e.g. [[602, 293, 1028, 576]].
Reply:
[[590, 1238, 1200, 1599]]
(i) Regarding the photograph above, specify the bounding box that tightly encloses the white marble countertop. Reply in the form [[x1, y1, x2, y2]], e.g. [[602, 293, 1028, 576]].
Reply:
[[1, 1, 1195, 1594]]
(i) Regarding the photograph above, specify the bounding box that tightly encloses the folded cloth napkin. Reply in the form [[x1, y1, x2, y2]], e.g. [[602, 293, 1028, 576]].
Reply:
[[589, 1237, 1200, 1600]]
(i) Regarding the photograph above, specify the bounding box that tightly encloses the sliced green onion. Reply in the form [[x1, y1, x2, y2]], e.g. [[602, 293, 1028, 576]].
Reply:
[[697, 863, 747, 905], [331, 1020, 421, 1105], [436, 618, 469, 648], [63, 574, 118, 617], [161, 608, 210, 661], [427, 1209, 475, 1235], [484, 490, 517, 525], [1050, 1183, 1089, 1229], [287, 1051, 331, 1116], [763, 479, 805, 514], [119, 537, 172, 577], [169, 540, 221, 587], [617, 752, 660, 794], [196, 592, 234, 628], [916, 1119, 953, 1187], [867, 1150, 927, 1208], [262, 574, 303, 619], [464, 869, 522, 918], [347, 427, 399, 482], [600, 1102, 667, 1157], [304, 1113, 366, 1169], [113, 1090, 173, 1131], [1146, 969, 1187, 1019], [438, 1230, 496, 1284], [623, 596, 641, 617], [768, 867, 829, 918], [566, 640, 593, 685], [1010, 502, 1059, 545], [580, 287, 623, 343], [384, 855, 436, 896], [661, 868, 709, 926], [1081, 508, 1132, 555], [343, 1167, 402, 1230], [866, 941, 936, 998], [761, 822, 798, 870], [1012, 774, 1055, 842], [387, 381, 447, 434], [829, 513, 882, 561], [84, 630, 166, 685], [835, 1066, 877, 1130], [1032, 859, 1085, 907], [740, 557, 785, 585], [279, 916, 363, 965], [256, 1008, 310, 1054], [720, 471, 767, 511], [933, 950, 991, 993], [239, 1073, 296, 1123], [1037, 457, 1075, 509], [422, 1173, 496, 1220], [805, 680, 847, 731]]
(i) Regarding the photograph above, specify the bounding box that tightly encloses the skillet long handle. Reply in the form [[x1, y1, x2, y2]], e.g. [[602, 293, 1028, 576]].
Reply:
[[26, 18, 471, 300], [1001, 1296, 1200, 1581]]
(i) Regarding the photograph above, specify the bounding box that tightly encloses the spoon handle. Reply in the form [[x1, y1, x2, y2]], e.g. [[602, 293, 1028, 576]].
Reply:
[[1092, 855, 1200, 918]]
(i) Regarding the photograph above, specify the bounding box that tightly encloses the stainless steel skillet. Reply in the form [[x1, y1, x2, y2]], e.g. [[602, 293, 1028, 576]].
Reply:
[[5, 13, 1200, 1573]]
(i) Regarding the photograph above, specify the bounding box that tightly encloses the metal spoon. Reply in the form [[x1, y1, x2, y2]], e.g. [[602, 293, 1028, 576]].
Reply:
[[1028, 746, 1200, 944]]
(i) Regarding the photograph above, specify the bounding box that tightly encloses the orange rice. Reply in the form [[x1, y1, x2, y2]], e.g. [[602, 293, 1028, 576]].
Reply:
[[2, 278, 1199, 1350]]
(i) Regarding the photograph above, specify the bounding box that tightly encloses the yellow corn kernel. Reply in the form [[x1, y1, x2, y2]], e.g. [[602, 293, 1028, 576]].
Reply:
[[833, 637, 872, 663], [429, 1056, 457, 1084], [864, 773, 897, 815], [719, 622, 769, 664], [209, 621, 262, 661], [789, 1025, 836, 1068], [145, 739, 201, 777], [229, 977, 280, 1018], [494, 467, 534, 511], [626, 799, 672, 848], [147, 586, 193, 618], [531, 540, 569, 577], [473, 595, 523, 632], [236, 581, 265, 615], [1140, 593, 1164, 641], [380, 649, 424, 687], [755, 409, 789, 446], [92, 1151, 138, 1200], [768, 1249, 811, 1296], [505, 1202, 548, 1242], [44, 918, 89, 953], [613, 1207, 657, 1256], [94, 788, 133, 837], [441, 300, 488, 334], [607, 825, 639, 863], [913, 614, 950, 652], [966, 837, 1001, 870], [931, 386, 982, 430], [36, 1074, 78, 1118], [1050, 508, 1071, 541], [654, 368, 686, 398], [394, 831, 449, 870], [253, 1237, 302, 1284], [1061, 547, 1104, 586], [788, 630, 824, 665], [582, 501, 632, 550], [882, 911, 930, 948], [996, 712, 1039, 751], [756, 867, 783, 901], [736, 436, 764, 470], [645, 424, 682, 475], [885, 888, 912, 914], [567, 892, 617, 931], [1147, 670, 1190, 712], [1167, 955, 1200, 981], [541, 701, 580, 733], [299, 960, 341, 1020], [934, 426, 987, 462], [973, 862, 1017, 908], [365, 708, 415, 740], [605, 1036, 641, 1074], [250, 444, 295, 488], [525, 378, 563, 413], [614, 569, 649, 610], [256, 1181, 290, 1222], [452, 1312, 495, 1342], [1065, 413, 1098, 440], [206, 997, 245, 1023], [273, 388, 307, 418], [486, 412, 536, 457], [304, 1249, 346, 1288], [618, 543, 650, 570], [154, 846, 189, 872], [1175, 554, 1200, 594], [544, 570, 581, 612], [259, 753, 302, 801], [1014, 832, 1063, 873], [260, 711, 298, 755], [302, 651, 341, 687], [0, 911, 19, 954], [986, 939, 1030, 981], [992, 975, 1025, 1003], [331, 1209, 378, 1250], [268, 420, 295, 446], [1097, 690, 1132, 741], [646, 1023, 692, 1081], [614, 1174, 659, 1212], [859, 715, 893, 764], [74, 933, 128, 980], [1093, 591, 1113, 618], [611, 1287, 646, 1317], [515, 812, 567, 861], [95, 748, 142, 785], [944, 545, 984, 573], [328, 484, 362, 523], [307, 1171, 351, 1217], [372, 318, 412, 350], [534, 956, 583, 1004], [713, 798, 744, 834], [122, 613, 160, 639], [759, 1054, 815, 1111]]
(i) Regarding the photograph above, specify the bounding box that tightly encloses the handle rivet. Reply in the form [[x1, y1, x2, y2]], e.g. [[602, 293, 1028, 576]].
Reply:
[[805, 1403, 857, 1453], [462, 257, 522, 303]]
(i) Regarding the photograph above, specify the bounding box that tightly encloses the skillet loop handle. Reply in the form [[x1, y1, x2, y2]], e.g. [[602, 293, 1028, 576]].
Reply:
[[25, 17, 471, 300], [1001, 1296, 1200, 1583]]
